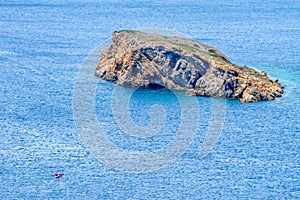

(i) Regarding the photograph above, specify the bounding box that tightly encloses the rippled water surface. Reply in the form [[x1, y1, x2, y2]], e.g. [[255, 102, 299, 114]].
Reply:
[[0, 0, 299, 199]]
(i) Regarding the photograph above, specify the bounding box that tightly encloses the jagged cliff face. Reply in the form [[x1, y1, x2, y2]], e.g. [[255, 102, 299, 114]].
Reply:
[[95, 30, 284, 102]]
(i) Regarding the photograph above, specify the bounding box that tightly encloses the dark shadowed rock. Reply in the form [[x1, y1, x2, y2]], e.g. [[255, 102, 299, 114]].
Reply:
[[95, 30, 284, 102]]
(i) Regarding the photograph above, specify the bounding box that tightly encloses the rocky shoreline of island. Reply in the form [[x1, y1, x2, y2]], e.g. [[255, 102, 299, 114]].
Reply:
[[95, 30, 284, 102]]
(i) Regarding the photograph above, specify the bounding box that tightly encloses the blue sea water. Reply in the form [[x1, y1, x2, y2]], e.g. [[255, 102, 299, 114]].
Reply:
[[0, 0, 299, 199]]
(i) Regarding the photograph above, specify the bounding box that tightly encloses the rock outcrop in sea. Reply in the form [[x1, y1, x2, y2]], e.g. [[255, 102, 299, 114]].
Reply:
[[95, 30, 284, 102]]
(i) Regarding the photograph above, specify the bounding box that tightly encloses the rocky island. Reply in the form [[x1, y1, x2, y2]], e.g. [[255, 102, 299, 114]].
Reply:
[[95, 30, 284, 102]]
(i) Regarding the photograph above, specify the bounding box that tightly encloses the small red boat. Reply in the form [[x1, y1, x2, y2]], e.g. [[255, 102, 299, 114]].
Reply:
[[51, 173, 64, 178]]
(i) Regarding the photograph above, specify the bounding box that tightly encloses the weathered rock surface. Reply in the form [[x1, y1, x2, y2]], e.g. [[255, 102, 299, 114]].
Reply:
[[95, 30, 284, 102]]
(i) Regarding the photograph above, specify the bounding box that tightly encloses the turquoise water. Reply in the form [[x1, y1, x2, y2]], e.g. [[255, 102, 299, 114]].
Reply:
[[0, 0, 299, 199]]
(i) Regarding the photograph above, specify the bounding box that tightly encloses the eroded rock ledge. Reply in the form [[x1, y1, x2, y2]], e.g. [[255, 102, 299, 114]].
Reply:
[[95, 30, 284, 102]]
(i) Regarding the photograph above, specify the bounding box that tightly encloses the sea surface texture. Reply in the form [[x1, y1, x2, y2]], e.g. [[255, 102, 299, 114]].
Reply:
[[0, 0, 299, 199]]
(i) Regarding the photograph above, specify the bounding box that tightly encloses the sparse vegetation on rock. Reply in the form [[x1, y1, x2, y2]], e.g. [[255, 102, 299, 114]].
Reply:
[[95, 30, 284, 102]]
